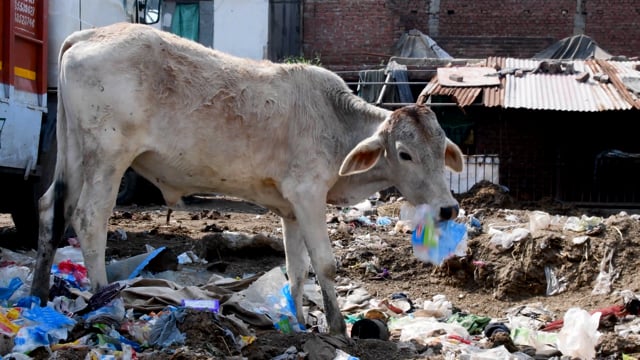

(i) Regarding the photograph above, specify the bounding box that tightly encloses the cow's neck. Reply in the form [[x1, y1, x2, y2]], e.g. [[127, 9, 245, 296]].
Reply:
[[327, 158, 392, 206]]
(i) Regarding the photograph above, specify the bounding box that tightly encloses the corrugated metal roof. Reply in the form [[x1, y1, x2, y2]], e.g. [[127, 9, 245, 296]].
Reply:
[[418, 59, 491, 107], [503, 58, 637, 111], [419, 57, 640, 112], [421, 77, 482, 106]]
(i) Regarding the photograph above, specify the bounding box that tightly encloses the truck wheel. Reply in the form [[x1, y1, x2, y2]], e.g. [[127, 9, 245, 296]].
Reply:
[[9, 179, 39, 249], [117, 168, 139, 205]]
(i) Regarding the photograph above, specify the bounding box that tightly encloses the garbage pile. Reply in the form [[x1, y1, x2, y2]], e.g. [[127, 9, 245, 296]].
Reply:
[[0, 190, 639, 359]]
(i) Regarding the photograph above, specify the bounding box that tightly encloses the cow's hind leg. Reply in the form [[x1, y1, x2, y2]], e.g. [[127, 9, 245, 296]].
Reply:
[[71, 167, 124, 291], [32, 181, 67, 304], [281, 218, 310, 328]]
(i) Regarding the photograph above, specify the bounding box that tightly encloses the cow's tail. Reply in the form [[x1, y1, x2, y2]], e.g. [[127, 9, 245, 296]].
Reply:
[[51, 180, 66, 247], [48, 27, 97, 239]]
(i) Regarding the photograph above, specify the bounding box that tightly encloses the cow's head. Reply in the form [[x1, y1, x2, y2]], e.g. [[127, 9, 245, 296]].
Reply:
[[339, 105, 463, 220]]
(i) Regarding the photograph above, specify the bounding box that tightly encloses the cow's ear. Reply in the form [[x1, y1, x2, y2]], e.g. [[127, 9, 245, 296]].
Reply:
[[339, 136, 384, 176], [445, 138, 464, 173]]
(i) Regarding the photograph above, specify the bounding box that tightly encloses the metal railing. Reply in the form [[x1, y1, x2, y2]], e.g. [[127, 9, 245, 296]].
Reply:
[[446, 154, 500, 194]]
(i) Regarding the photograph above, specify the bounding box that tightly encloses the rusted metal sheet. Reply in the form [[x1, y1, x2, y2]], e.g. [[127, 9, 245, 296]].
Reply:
[[418, 56, 640, 111], [419, 58, 503, 107], [483, 57, 505, 107], [437, 66, 500, 87], [597, 60, 640, 109], [420, 77, 482, 107]]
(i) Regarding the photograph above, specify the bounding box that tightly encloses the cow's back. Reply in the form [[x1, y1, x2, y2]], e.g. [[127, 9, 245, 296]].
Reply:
[[58, 22, 384, 210]]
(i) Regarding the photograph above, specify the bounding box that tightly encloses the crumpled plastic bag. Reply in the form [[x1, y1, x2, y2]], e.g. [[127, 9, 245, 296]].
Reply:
[[557, 307, 601, 360], [563, 215, 603, 232], [489, 227, 530, 249]]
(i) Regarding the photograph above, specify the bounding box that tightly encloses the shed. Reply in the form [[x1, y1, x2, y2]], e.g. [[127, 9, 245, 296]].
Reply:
[[418, 57, 640, 206]]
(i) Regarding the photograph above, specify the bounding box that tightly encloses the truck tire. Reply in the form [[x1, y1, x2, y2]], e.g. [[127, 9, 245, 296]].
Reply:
[[8, 179, 40, 249], [6, 122, 57, 250], [117, 168, 165, 206], [117, 168, 139, 205]]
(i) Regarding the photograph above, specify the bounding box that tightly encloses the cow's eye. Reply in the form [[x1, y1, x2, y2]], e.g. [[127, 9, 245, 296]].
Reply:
[[399, 152, 412, 161]]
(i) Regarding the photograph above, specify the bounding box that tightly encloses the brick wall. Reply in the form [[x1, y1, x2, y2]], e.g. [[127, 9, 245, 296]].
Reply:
[[302, 0, 640, 71], [302, 0, 428, 70], [583, 0, 640, 57]]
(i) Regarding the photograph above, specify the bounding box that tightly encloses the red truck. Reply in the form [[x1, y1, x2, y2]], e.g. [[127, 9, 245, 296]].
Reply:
[[0, 0, 161, 248]]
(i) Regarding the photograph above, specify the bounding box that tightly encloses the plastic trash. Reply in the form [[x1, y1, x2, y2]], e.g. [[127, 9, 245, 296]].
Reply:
[[149, 307, 187, 347], [459, 345, 533, 359], [563, 215, 604, 232], [488, 227, 529, 249], [0, 277, 24, 302], [14, 305, 76, 353], [469, 216, 482, 228], [267, 283, 303, 333], [545, 266, 567, 296], [411, 204, 468, 265], [239, 266, 304, 333], [0, 266, 32, 302], [420, 294, 453, 319], [557, 307, 601, 360], [375, 216, 392, 226], [0, 247, 36, 267], [357, 215, 374, 226], [51, 260, 90, 290], [389, 292, 414, 313], [53, 245, 85, 265], [0, 310, 21, 336], [273, 346, 301, 360], [83, 297, 127, 326], [529, 210, 551, 232], [181, 299, 220, 312], [334, 349, 360, 360], [510, 327, 559, 354], [592, 247, 617, 295], [388, 315, 469, 344], [106, 246, 167, 283]]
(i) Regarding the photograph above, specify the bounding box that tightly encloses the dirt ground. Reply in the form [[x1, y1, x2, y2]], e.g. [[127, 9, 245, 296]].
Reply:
[[1, 181, 640, 359]]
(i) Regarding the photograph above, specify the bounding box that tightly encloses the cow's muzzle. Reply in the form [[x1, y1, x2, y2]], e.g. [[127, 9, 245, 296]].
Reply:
[[439, 204, 459, 220]]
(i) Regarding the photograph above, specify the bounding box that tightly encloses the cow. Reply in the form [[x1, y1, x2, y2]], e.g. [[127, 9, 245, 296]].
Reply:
[[32, 22, 464, 336]]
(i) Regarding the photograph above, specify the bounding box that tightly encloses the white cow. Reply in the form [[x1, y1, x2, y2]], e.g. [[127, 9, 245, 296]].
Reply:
[[32, 23, 463, 336]]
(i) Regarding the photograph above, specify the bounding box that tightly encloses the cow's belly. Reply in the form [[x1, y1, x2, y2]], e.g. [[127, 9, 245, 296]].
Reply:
[[131, 152, 295, 219]]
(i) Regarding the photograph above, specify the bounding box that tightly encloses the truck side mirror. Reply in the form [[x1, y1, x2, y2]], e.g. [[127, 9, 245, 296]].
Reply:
[[138, 0, 161, 25]]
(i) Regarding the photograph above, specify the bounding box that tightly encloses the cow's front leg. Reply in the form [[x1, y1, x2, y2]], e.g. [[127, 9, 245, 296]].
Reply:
[[281, 218, 310, 328], [302, 216, 345, 335], [286, 196, 346, 335]]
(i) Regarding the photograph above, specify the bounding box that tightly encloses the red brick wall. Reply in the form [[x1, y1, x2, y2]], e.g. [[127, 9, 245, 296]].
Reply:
[[302, 0, 429, 70], [302, 0, 640, 71], [583, 1, 640, 57]]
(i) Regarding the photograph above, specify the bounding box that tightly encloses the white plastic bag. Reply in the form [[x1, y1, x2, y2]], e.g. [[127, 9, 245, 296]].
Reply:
[[557, 307, 601, 360]]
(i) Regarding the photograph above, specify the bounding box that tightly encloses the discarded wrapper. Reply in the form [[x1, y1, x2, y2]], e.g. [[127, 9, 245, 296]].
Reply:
[[411, 204, 468, 265], [181, 299, 220, 312]]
